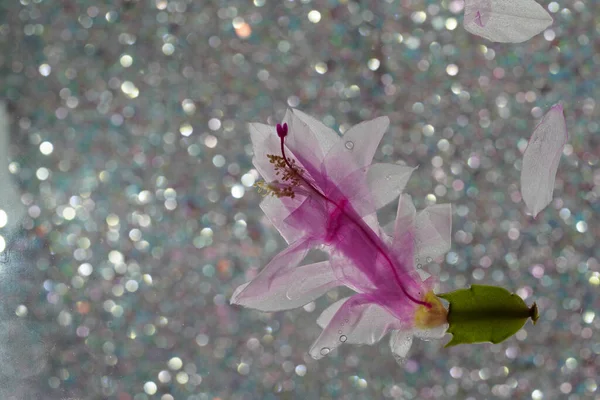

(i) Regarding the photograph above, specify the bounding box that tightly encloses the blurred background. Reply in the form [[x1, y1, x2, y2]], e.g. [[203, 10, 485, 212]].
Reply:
[[0, 0, 599, 399]]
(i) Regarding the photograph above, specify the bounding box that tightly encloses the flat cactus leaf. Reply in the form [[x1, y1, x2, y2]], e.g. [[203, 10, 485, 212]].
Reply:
[[438, 285, 538, 347]]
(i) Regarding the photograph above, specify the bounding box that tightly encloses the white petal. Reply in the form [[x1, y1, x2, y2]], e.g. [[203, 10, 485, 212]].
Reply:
[[392, 194, 417, 244], [249, 123, 280, 182], [310, 295, 399, 359], [230, 261, 338, 312], [366, 163, 416, 209], [323, 116, 390, 184], [230, 239, 312, 309], [464, 0, 553, 43], [259, 195, 304, 244], [335, 163, 415, 219], [413, 324, 448, 341], [389, 330, 414, 362], [414, 204, 453, 261], [520, 104, 567, 218], [290, 109, 339, 155]]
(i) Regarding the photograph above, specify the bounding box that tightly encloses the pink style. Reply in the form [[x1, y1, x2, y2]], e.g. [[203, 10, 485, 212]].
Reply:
[[231, 109, 452, 361]]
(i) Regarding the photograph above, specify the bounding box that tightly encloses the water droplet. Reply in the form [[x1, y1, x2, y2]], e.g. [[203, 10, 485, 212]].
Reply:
[[345, 141, 354, 150], [320, 347, 330, 356], [426, 257, 432, 263], [416, 263, 422, 269], [340, 335, 347, 342]]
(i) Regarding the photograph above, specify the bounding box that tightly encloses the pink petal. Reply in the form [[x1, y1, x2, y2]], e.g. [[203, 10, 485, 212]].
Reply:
[[392, 194, 417, 245], [249, 123, 281, 182], [282, 109, 331, 189], [414, 204, 453, 261], [323, 116, 390, 185], [413, 324, 448, 341], [309, 294, 400, 359], [366, 163, 416, 209], [316, 296, 403, 346], [520, 104, 567, 218], [289, 109, 339, 156], [389, 330, 414, 362], [230, 238, 312, 307], [259, 195, 306, 244], [231, 261, 339, 312], [464, 0, 553, 43], [334, 163, 416, 219]]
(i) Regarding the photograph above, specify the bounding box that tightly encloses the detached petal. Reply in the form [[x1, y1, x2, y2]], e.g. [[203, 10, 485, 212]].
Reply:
[[231, 261, 339, 312], [389, 330, 414, 362], [310, 294, 401, 359], [464, 0, 553, 43], [414, 204, 452, 261], [520, 104, 567, 218], [230, 238, 312, 307]]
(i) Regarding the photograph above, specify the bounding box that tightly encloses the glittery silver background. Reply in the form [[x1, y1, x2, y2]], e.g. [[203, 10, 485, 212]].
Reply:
[[0, 0, 598, 399]]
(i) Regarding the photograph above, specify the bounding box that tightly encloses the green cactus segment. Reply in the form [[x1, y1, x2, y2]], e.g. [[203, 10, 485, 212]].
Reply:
[[438, 285, 539, 347]]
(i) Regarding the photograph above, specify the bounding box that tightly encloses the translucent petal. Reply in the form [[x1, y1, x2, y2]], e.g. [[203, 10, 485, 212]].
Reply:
[[249, 123, 281, 182], [464, 0, 553, 43], [259, 195, 306, 244], [290, 109, 339, 156], [316, 296, 401, 346], [323, 116, 390, 185], [520, 104, 567, 218], [310, 294, 399, 359], [414, 204, 452, 261], [366, 163, 416, 210], [231, 261, 338, 312], [413, 323, 448, 341], [283, 109, 330, 189], [389, 330, 414, 362], [392, 194, 417, 245], [230, 238, 312, 307]]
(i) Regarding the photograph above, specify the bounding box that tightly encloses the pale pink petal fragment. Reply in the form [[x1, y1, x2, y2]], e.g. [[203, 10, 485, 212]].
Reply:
[[389, 330, 414, 362], [414, 204, 453, 261], [310, 294, 400, 359], [464, 0, 553, 43], [230, 238, 312, 307], [231, 261, 339, 312], [520, 104, 567, 218]]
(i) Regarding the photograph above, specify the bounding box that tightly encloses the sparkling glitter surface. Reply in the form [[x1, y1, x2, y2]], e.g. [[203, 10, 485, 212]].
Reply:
[[0, 0, 599, 399]]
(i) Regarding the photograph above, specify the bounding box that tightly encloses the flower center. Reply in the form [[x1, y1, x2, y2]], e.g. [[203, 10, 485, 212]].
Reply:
[[414, 291, 448, 329]]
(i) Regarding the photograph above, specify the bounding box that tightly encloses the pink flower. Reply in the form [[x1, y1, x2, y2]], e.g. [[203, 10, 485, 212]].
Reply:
[[231, 109, 451, 361]]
